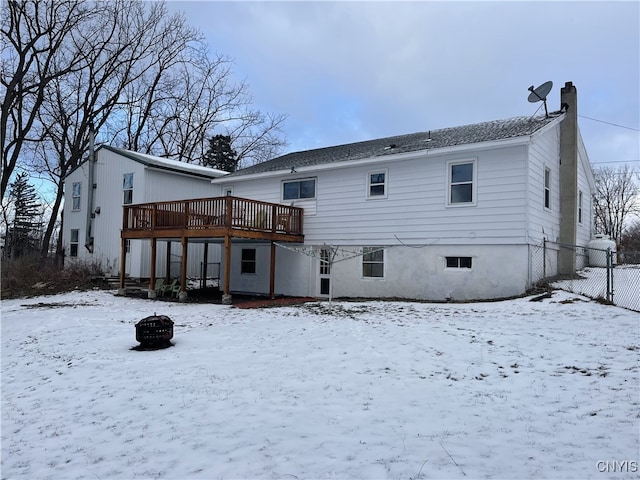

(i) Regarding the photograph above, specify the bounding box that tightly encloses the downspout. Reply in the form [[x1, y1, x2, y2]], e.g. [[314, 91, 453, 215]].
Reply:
[[85, 124, 96, 252]]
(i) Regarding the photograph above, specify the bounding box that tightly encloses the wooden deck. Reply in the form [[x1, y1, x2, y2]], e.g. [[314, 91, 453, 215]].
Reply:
[[119, 196, 304, 299], [122, 196, 304, 242]]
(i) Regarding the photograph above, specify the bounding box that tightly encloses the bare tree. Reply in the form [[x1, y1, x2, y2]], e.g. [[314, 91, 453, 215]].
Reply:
[[1, 0, 92, 199], [30, 1, 193, 257], [593, 164, 640, 245], [15, 0, 287, 259], [107, 49, 287, 167]]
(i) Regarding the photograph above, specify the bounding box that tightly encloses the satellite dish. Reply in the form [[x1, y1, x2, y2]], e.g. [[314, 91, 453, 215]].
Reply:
[[527, 81, 553, 118]]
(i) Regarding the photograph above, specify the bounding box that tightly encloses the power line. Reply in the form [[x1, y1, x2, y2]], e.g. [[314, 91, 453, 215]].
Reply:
[[579, 115, 640, 132], [592, 160, 640, 165]]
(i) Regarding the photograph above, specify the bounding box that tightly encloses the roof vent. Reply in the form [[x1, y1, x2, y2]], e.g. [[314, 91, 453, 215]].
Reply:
[[384, 143, 397, 150]]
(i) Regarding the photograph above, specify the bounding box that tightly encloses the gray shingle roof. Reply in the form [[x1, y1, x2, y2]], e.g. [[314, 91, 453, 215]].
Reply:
[[229, 114, 561, 177]]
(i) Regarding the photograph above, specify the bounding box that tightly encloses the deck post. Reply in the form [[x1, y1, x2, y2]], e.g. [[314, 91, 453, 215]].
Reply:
[[269, 241, 276, 299], [118, 236, 126, 295], [179, 236, 188, 302], [201, 242, 209, 289], [165, 241, 172, 281], [222, 235, 232, 304], [148, 238, 157, 299]]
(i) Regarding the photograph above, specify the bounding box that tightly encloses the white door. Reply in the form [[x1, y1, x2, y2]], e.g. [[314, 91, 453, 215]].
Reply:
[[319, 248, 331, 296]]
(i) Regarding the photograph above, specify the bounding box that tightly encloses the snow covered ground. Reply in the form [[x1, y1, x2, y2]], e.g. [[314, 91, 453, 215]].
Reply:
[[553, 265, 640, 312], [1, 289, 639, 479]]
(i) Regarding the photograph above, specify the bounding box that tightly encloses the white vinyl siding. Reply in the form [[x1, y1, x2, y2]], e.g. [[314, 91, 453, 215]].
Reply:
[[526, 122, 562, 244], [221, 145, 530, 245]]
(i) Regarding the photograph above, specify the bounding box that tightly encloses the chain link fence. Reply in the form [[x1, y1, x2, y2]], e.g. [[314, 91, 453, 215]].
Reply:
[[531, 240, 640, 312]]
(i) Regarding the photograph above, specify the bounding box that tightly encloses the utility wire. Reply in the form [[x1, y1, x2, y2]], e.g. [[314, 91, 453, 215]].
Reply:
[[592, 160, 640, 164], [578, 115, 640, 132]]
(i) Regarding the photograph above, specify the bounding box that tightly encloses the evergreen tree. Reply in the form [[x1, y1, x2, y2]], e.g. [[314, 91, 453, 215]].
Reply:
[[203, 135, 238, 172], [5, 173, 43, 259]]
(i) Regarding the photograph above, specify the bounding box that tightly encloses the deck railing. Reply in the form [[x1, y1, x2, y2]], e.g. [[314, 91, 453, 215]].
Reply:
[[123, 196, 303, 236]]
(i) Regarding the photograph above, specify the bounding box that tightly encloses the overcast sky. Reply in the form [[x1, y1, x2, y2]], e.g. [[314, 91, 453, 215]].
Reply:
[[166, 0, 639, 172]]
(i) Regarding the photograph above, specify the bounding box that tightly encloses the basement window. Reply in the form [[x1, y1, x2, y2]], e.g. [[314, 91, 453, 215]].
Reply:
[[446, 256, 472, 269], [362, 247, 384, 278], [241, 248, 256, 274], [72, 182, 81, 211], [70, 229, 79, 257]]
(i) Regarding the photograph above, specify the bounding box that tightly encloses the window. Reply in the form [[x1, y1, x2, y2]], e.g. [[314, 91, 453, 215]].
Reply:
[[544, 168, 551, 209], [70, 229, 79, 257], [241, 248, 256, 274], [283, 178, 315, 200], [320, 248, 331, 275], [362, 247, 384, 278], [448, 160, 475, 205], [72, 182, 81, 211], [123, 173, 134, 205], [578, 191, 583, 223], [446, 256, 472, 269], [320, 248, 331, 295], [367, 170, 387, 198]]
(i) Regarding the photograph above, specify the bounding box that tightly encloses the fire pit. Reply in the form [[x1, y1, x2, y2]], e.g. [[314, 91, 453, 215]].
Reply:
[[135, 314, 174, 349]]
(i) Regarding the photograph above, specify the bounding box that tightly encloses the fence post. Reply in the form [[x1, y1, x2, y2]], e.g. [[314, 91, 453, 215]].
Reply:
[[606, 247, 613, 303], [609, 248, 614, 304], [543, 239, 547, 280]]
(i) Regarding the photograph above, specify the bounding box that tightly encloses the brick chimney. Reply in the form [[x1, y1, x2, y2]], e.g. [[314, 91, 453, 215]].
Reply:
[[558, 81, 578, 275]]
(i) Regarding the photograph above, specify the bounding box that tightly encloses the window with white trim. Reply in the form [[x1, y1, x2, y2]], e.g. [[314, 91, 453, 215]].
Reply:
[[241, 248, 256, 274], [446, 256, 472, 269], [320, 248, 331, 275], [578, 190, 583, 223], [544, 168, 551, 209], [320, 248, 331, 295], [72, 182, 81, 211], [123, 173, 134, 205], [362, 247, 384, 278], [283, 178, 316, 200], [448, 160, 475, 205], [70, 229, 79, 257], [367, 170, 387, 198]]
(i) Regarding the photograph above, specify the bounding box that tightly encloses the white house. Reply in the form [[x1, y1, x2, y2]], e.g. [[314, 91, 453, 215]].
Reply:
[[211, 82, 594, 301], [63, 82, 595, 302], [63, 146, 227, 279]]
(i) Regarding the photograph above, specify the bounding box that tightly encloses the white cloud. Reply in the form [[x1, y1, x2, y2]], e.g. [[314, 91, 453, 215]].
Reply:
[[168, 1, 639, 165]]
